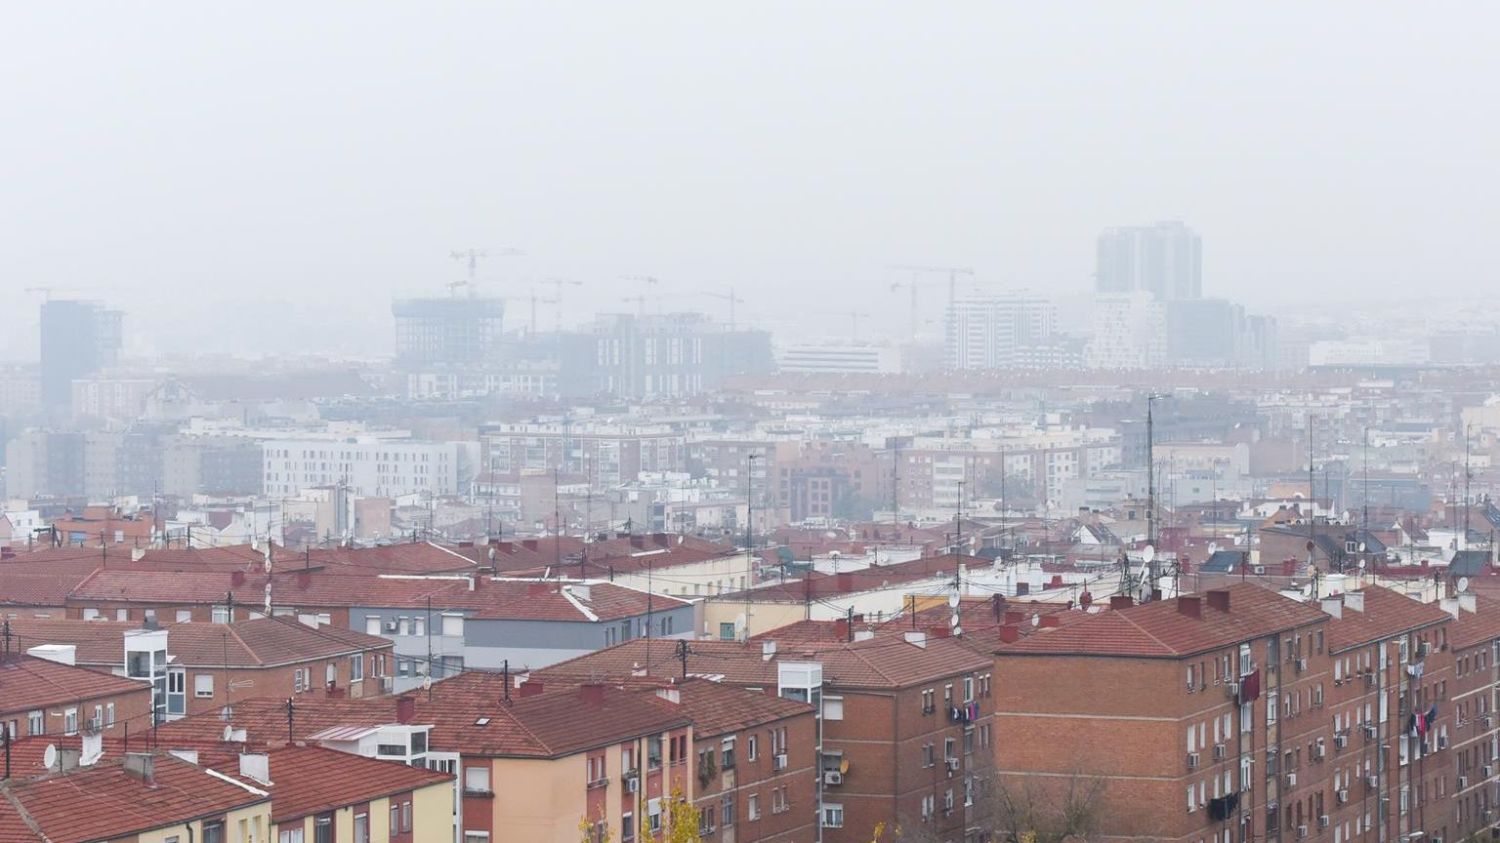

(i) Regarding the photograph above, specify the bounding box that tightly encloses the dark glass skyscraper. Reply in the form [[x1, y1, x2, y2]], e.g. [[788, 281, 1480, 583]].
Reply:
[[39, 299, 123, 409], [1095, 220, 1202, 300]]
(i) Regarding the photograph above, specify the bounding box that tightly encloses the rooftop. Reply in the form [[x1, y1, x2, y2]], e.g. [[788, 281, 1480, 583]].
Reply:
[[263, 745, 451, 823], [6, 616, 390, 669], [0, 655, 150, 714]]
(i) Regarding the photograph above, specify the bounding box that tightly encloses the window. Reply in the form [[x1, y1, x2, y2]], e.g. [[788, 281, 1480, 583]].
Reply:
[[463, 835, 489, 843], [824, 696, 844, 720], [621, 813, 635, 842], [203, 823, 225, 843], [464, 766, 492, 794], [195, 674, 215, 698], [401, 801, 412, 833], [964, 676, 975, 702], [747, 734, 758, 761], [822, 804, 845, 828], [748, 793, 761, 820], [366, 616, 381, 635], [212, 605, 230, 624], [176, 609, 193, 622], [721, 738, 736, 769], [27, 710, 43, 736], [722, 794, 735, 826], [105, 703, 115, 727], [63, 708, 78, 735], [922, 688, 935, 714], [350, 655, 364, 681], [390, 804, 401, 834], [719, 622, 736, 640], [649, 799, 663, 833], [352, 812, 368, 843], [442, 614, 464, 636]]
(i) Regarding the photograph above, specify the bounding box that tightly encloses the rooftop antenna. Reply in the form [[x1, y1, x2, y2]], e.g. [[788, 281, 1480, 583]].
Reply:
[[743, 453, 759, 641], [1308, 410, 1316, 575], [1465, 424, 1474, 550], [1145, 393, 1164, 596]]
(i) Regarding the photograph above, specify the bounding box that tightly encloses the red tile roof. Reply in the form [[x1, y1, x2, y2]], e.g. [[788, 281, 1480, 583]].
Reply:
[[0, 655, 151, 715], [1324, 587, 1451, 653], [260, 745, 451, 823], [0, 754, 268, 843], [648, 678, 812, 739], [998, 583, 1328, 659], [6, 617, 390, 669], [1448, 595, 1500, 650]]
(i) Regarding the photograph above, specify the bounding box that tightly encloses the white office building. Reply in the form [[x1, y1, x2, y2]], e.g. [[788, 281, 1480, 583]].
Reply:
[[263, 437, 460, 498], [1084, 292, 1166, 370], [945, 295, 1056, 370], [777, 343, 904, 374]]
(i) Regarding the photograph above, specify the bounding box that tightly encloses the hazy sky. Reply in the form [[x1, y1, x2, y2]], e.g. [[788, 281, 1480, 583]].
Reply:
[[3, 3, 1496, 359]]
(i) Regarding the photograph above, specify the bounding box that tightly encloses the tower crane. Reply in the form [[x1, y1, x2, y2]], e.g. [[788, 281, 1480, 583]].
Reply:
[[887, 264, 975, 319], [817, 309, 873, 341], [449, 247, 523, 296], [540, 277, 582, 331], [619, 275, 661, 316], [703, 287, 744, 330]]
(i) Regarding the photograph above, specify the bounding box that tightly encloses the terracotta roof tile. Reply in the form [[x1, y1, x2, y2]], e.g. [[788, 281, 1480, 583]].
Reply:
[[5, 617, 390, 670], [1449, 595, 1500, 650], [1324, 587, 1451, 652], [261, 745, 451, 823], [0, 655, 151, 714]]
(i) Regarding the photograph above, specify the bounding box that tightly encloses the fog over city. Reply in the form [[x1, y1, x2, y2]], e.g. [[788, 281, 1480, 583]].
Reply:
[[4, 3, 1496, 358], [8, 6, 1500, 843]]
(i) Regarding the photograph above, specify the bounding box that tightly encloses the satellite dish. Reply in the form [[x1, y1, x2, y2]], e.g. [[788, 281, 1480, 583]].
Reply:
[[421, 675, 433, 691], [1459, 576, 1472, 594], [43, 744, 58, 771], [953, 626, 963, 637], [947, 592, 960, 608], [488, 547, 496, 562], [1030, 614, 1040, 627], [1306, 541, 1316, 552], [1358, 558, 1367, 570], [950, 614, 960, 627], [1142, 545, 1156, 564], [1208, 543, 1219, 556], [839, 758, 850, 774], [222, 724, 233, 741], [1358, 542, 1367, 553]]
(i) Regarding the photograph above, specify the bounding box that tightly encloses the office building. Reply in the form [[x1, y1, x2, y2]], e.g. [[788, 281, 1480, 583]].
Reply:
[[39, 299, 123, 409], [1096, 221, 1202, 300], [1085, 291, 1167, 369], [392, 295, 505, 366], [945, 295, 1057, 370], [263, 437, 459, 498], [557, 313, 774, 398], [778, 343, 904, 375]]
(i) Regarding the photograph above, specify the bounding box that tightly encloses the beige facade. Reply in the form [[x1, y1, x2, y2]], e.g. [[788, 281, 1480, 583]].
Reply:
[[272, 783, 451, 843]]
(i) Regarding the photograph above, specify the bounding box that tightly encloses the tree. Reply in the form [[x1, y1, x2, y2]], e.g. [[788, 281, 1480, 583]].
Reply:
[[580, 788, 701, 843]]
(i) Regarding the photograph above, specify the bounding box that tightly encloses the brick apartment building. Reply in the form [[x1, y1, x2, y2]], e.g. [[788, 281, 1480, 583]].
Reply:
[[992, 582, 1474, 843], [0, 653, 153, 740], [1444, 593, 1500, 838], [536, 631, 993, 842]]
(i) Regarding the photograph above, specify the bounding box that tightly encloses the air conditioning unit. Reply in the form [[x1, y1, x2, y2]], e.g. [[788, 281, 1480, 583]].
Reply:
[[1298, 824, 1309, 839], [1285, 772, 1297, 788], [773, 753, 788, 771], [1319, 815, 1330, 829], [1213, 743, 1226, 760], [1313, 741, 1325, 760], [1297, 658, 1308, 673], [625, 774, 639, 793], [823, 771, 843, 786], [1337, 789, 1348, 804], [1485, 715, 1495, 729], [1366, 775, 1378, 789], [1226, 682, 1240, 698], [1187, 752, 1200, 769], [1460, 775, 1469, 789], [1484, 765, 1494, 778], [1253, 565, 1265, 575], [1364, 724, 1378, 739], [1334, 734, 1348, 749], [1365, 673, 1377, 687]]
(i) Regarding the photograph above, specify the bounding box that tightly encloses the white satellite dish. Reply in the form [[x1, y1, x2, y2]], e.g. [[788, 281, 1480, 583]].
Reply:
[[222, 724, 233, 741], [1358, 542, 1367, 553], [953, 625, 963, 637], [43, 744, 58, 771], [421, 675, 433, 691], [1030, 614, 1040, 627], [949, 614, 960, 627], [1142, 545, 1156, 564], [1358, 558, 1367, 570], [1208, 542, 1219, 556], [947, 592, 960, 608], [1459, 576, 1472, 594]]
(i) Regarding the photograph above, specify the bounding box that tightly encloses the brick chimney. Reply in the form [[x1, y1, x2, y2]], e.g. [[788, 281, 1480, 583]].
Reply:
[[1206, 589, 1231, 613], [396, 695, 416, 724], [580, 683, 606, 705], [518, 679, 545, 698], [1004, 610, 1024, 624], [1177, 595, 1202, 619], [230, 570, 247, 587], [928, 625, 952, 639], [998, 625, 1021, 644], [1109, 595, 1134, 610], [1040, 615, 1062, 629]]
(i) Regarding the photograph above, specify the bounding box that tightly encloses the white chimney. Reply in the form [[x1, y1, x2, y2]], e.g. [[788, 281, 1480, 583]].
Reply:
[[655, 687, 681, 705], [904, 631, 927, 649], [27, 644, 76, 666], [1460, 593, 1478, 614], [853, 629, 875, 642], [1344, 591, 1365, 613], [1320, 597, 1342, 620], [1440, 598, 1460, 619], [81, 732, 103, 766], [238, 752, 271, 785], [761, 641, 778, 661]]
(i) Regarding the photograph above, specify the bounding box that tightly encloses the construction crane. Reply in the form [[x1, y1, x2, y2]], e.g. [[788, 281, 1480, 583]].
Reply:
[[540, 277, 582, 331], [619, 275, 661, 316], [887, 264, 975, 321], [817, 309, 873, 341], [449, 247, 523, 296], [498, 292, 558, 335], [703, 287, 744, 330]]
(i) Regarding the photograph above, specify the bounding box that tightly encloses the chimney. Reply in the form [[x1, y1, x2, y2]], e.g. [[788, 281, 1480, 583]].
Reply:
[[1177, 595, 1202, 619], [396, 695, 416, 724], [230, 570, 247, 587], [1206, 589, 1231, 613], [568, 583, 591, 602], [517, 679, 545, 698], [655, 687, 681, 705], [1321, 597, 1343, 619], [853, 629, 875, 642], [27, 644, 77, 666], [1015, 582, 1030, 596], [998, 625, 1021, 644], [928, 625, 952, 639], [1004, 610, 1024, 624], [1040, 615, 1062, 629], [631, 662, 648, 677], [238, 752, 271, 785], [761, 641, 777, 661], [903, 631, 927, 648], [81, 731, 103, 766], [1109, 595, 1134, 610], [1440, 598, 1460, 619], [129, 547, 145, 562], [1344, 591, 1365, 613], [296, 571, 312, 590], [652, 532, 669, 547], [580, 683, 606, 705], [123, 753, 156, 786], [1460, 593, 1478, 614], [57, 748, 81, 773], [833, 618, 850, 640]]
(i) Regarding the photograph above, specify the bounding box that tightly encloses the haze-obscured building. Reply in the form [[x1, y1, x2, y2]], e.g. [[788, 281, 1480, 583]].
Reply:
[[1095, 220, 1201, 300], [40, 300, 122, 409]]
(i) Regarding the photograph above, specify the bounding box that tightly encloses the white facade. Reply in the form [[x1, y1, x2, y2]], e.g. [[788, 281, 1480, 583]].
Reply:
[[263, 438, 459, 498], [946, 295, 1056, 370], [777, 344, 903, 374], [1084, 292, 1166, 369]]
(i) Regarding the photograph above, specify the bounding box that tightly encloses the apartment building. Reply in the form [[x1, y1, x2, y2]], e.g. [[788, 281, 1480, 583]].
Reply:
[[263, 436, 459, 498], [479, 421, 688, 487], [0, 753, 272, 843], [263, 745, 455, 843], [537, 632, 993, 842], [1444, 593, 1500, 838], [8, 616, 395, 718], [0, 652, 153, 741]]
